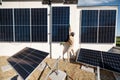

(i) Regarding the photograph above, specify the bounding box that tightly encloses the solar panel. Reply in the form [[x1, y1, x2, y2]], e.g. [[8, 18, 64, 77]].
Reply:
[[81, 10, 98, 43], [0, 9, 13, 25], [7, 47, 49, 80], [77, 48, 103, 67], [52, 7, 69, 42], [102, 52, 120, 73], [81, 10, 116, 43], [31, 8, 47, 42], [14, 9, 30, 42], [0, 8, 48, 42], [0, 9, 13, 41], [98, 27, 115, 43], [98, 10, 116, 43], [77, 48, 120, 73], [81, 27, 97, 43]]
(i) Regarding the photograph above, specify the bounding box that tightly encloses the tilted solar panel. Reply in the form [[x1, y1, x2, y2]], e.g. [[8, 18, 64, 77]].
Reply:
[[77, 48, 120, 73], [7, 47, 49, 80], [102, 52, 120, 73], [77, 48, 103, 67]]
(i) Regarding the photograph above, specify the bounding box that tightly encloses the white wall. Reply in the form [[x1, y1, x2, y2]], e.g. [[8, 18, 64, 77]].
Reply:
[[80, 44, 115, 51], [0, 2, 118, 58]]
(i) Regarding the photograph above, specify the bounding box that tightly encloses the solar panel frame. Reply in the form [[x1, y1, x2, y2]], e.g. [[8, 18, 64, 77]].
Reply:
[[7, 47, 49, 80]]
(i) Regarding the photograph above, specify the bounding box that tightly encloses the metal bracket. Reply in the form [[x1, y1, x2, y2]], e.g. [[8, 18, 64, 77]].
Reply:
[[96, 66, 101, 80]]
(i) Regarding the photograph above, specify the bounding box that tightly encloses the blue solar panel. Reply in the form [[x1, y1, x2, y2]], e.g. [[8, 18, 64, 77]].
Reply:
[[98, 10, 116, 43], [14, 9, 30, 25], [99, 10, 116, 26], [14, 9, 30, 42], [102, 52, 120, 73], [81, 27, 97, 43], [52, 7, 70, 42], [81, 10, 116, 43], [81, 10, 98, 27], [31, 8, 47, 42], [0, 8, 48, 42], [81, 10, 98, 43], [77, 48, 120, 73], [32, 25, 47, 42], [52, 25, 69, 42], [7, 47, 49, 80], [98, 27, 115, 43], [31, 8, 47, 25], [15, 25, 30, 42], [0, 25, 13, 41], [0, 9, 13, 41], [77, 49, 103, 67], [0, 9, 13, 25]]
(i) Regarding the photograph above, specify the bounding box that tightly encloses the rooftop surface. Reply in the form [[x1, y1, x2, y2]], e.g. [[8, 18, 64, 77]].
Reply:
[[0, 56, 115, 80]]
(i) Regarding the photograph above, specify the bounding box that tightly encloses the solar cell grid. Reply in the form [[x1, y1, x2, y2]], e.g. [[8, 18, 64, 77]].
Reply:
[[7, 47, 49, 80]]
